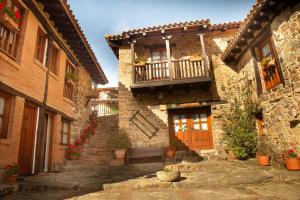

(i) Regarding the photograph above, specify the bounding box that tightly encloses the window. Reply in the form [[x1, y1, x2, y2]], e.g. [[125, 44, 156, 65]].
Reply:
[[63, 60, 76, 100], [256, 112, 264, 136], [60, 119, 70, 145], [151, 49, 167, 62], [257, 38, 281, 90], [0, 91, 12, 139], [0, 23, 20, 58], [49, 44, 59, 75], [35, 28, 47, 64]]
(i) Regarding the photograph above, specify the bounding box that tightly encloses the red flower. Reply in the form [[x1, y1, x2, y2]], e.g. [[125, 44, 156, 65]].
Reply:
[[0, 2, 6, 10], [15, 10, 21, 19], [288, 149, 294, 153]]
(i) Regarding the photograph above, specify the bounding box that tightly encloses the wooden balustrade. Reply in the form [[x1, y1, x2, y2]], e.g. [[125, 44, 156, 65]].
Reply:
[[133, 59, 207, 83]]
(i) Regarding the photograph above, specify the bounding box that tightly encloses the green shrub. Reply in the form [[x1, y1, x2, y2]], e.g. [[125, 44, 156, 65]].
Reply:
[[108, 131, 131, 149], [221, 80, 258, 160]]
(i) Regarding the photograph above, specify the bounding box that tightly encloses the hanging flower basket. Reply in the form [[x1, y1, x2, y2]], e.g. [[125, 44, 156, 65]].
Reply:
[[0, 1, 22, 32]]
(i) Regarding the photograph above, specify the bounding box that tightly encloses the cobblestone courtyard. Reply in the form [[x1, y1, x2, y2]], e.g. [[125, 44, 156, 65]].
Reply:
[[2, 160, 300, 200]]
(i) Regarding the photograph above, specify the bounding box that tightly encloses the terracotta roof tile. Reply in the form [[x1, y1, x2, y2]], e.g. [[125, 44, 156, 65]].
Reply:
[[105, 19, 241, 41]]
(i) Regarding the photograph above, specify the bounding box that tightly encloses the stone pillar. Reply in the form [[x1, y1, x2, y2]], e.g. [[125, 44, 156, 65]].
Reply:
[[163, 35, 173, 80]]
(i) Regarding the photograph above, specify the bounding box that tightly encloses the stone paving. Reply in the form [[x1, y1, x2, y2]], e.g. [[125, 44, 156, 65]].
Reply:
[[1, 159, 300, 200]]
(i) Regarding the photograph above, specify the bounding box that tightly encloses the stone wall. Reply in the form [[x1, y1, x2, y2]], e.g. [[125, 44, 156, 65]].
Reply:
[[118, 29, 239, 157], [217, 4, 300, 165], [71, 67, 93, 143]]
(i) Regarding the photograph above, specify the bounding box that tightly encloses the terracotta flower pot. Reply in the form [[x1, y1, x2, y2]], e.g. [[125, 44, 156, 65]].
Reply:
[[68, 155, 79, 160], [257, 155, 270, 166], [4, 174, 17, 184], [114, 149, 126, 159], [166, 147, 176, 158], [285, 158, 300, 171]]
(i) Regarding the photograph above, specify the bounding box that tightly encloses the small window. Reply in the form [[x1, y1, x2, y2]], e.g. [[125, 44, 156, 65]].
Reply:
[[0, 91, 12, 139], [60, 119, 70, 145], [63, 60, 76, 100], [49, 44, 59, 75], [257, 38, 281, 90], [35, 28, 47, 64], [151, 48, 167, 62], [256, 112, 264, 136]]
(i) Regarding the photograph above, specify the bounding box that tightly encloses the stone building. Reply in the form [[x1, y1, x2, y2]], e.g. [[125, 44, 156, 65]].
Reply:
[[106, 0, 299, 163], [0, 0, 107, 175]]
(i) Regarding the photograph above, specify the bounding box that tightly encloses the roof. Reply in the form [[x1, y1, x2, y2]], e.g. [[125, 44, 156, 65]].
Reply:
[[105, 19, 241, 41], [222, 0, 298, 62], [33, 0, 108, 84]]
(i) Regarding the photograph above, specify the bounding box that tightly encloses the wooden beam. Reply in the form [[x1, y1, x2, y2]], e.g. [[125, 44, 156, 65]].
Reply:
[[130, 39, 136, 84], [163, 35, 173, 81]]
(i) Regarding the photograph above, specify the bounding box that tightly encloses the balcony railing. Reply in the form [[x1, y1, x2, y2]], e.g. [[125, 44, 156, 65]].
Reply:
[[133, 59, 208, 84]]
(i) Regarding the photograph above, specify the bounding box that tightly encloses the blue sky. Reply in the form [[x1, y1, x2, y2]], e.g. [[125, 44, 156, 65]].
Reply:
[[68, 0, 255, 87]]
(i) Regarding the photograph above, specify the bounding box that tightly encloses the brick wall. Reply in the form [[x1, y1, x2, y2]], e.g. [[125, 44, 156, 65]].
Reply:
[[0, 6, 94, 171]]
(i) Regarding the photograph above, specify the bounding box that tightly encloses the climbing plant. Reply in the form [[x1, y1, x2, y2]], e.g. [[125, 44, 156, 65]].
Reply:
[[221, 79, 258, 160]]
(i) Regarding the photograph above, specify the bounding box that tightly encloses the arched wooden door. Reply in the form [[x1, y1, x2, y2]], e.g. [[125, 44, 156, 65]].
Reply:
[[168, 107, 213, 151]]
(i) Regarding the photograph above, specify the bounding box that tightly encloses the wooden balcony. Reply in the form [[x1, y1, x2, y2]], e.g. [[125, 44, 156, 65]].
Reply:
[[131, 59, 210, 90]]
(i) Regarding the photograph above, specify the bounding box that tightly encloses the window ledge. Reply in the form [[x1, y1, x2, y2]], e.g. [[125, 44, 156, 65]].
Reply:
[[63, 97, 75, 106], [34, 59, 47, 72], [50, 71, 59, 81], [0, 51, 20, 70], [0, 139, 11, 145]]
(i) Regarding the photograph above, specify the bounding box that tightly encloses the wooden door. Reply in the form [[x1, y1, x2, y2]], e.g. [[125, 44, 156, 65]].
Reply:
[[168, 107, 213, 151], [18, 102, 37, 175]]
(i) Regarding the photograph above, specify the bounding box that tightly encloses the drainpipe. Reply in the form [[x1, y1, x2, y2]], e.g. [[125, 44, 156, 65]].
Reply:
[[34, 35, 53, 174]]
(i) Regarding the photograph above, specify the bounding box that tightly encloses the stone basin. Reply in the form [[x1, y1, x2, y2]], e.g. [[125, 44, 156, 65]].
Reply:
[[156, 171, 180, 182]]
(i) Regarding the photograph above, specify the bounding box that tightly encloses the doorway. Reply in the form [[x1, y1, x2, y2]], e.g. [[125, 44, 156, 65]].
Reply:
[[18, 102, 37, 175], [168, 107, 213, 151]]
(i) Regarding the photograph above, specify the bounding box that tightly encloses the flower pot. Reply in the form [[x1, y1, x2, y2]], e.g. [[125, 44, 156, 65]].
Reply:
[[166, 148, 175, 158], [4, 174, 17, 184], [68, 155, 79, 160], [257, 155, 270, 166], [285, 158, 300, 171], [0, 12, 19, 31], [156, 171, 180, 182], [114, 149, 126, 159]]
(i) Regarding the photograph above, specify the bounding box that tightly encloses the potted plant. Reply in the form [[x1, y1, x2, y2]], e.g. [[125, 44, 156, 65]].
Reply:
[[134, 57, 146, 66], [156, 168, 180, 182], [3, 163, 19, 184], [66, 72, 78, 85], [108, 131, 131, 159], [0, 0, 22, 31], [260, 57, 275, 68], [257, 142, 270, 166], [282, 149, 300, 171], [190, 53, 202, 61], [66, 144, 81, 160], [166, 137, 178, 158]]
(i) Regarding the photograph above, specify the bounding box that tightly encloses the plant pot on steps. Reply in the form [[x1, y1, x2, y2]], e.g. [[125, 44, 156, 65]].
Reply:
[[114, 149, 126, 159], [4, 174, 17, 184], [285, 158, 300, 171], [257, 155, 270, 166]]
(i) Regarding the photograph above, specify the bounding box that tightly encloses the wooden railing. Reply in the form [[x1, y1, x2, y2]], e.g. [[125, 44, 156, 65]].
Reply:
[[133, 59, 208, 83], [134, 61, 169, 82]]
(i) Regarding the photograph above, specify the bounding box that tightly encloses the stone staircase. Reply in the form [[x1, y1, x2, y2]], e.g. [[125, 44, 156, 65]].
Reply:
[[66, 115, 118, 169]]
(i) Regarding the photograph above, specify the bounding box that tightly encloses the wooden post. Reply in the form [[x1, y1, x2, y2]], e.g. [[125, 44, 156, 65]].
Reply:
[[197, 34, 209, 77], [130, 39, 136, 84], [163, 35, 173, 80]]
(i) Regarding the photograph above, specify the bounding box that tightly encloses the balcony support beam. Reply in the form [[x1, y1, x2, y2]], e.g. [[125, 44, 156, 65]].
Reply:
[[130, 39, 136, 84], [163, 35, 173, 81]]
